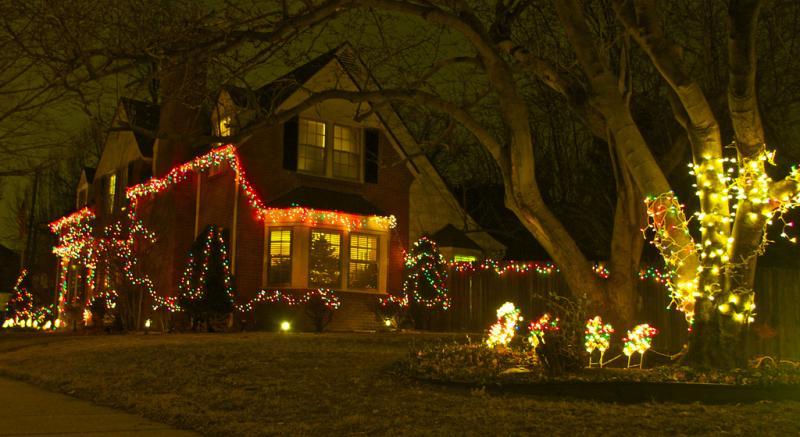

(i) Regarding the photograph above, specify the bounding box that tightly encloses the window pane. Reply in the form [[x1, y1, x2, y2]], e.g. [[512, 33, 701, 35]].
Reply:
[[107, 174, 116, 214], [334, 125, 357, 152], [333, 125, 360, 179], [298, 119, 326, 175], [309, 230, 341, 287], [268, 229, 292, 285], [219, 116, 233, 137], [349, 233, 377, 289]]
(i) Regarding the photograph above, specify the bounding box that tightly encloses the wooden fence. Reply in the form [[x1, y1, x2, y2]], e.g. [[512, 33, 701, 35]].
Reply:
[[432, 266, 800, 359]]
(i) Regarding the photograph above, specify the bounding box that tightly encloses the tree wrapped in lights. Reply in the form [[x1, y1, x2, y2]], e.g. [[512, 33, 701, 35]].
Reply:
[[2, 270, 58, 330], [485, 302, 523, 348], [404, 237, 450, 317], [584, 316, 614, 368], [3, 270, 35, 328], [623, 324, 658, 369], [178, 225, 235, 331]]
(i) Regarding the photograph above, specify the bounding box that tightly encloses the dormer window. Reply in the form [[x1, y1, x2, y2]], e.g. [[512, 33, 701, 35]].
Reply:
[[297, 118, 361, 181], [298, 119, 327, 175], [333, 125, 359, 180], [218, 116, 233, 138], [106, 174, 116, 214]]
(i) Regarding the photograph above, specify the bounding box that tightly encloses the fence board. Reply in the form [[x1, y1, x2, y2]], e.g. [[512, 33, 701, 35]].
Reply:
[[441, 266, 799, 359]]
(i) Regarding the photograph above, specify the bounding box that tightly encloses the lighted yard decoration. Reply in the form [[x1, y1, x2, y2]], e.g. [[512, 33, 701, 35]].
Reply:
[[486, 302, 523, 348], [584, 316, 614, 368], [404, 237, 450, 311], [623, 324, 658, 369], [528, 313, 560, 348]]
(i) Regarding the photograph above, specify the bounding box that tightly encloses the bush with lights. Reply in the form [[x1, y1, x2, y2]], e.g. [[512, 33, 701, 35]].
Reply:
[[375, 293, 409, 330], [2, 269, 60, 331]]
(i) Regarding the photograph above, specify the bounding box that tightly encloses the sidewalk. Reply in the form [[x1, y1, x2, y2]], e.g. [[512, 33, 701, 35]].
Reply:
[[0, 377, 198, 436]]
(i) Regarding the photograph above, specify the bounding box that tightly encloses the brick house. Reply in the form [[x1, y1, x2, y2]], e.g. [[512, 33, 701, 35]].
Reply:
[[50, 46, 503, 330]]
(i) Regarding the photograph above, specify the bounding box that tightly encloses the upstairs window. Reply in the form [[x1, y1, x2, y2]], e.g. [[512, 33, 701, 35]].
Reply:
[[106, 174, 116, 214], [349, 233, 378, 289], [298, 119, 326, 175], [333, 125, 360, 180], [309, 229, 341, 287], [268, 229, 292, 285], [296, 118, 361, 181], [218, 116, 233, 138]]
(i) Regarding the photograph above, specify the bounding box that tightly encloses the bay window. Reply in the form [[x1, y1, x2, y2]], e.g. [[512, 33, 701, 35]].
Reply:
[[268, 228, 292, 285], [309, 229, 342, 287], [349, 233, 378, 289]]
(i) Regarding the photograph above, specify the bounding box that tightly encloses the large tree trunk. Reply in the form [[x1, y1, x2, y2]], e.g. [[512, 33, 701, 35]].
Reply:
[[685, 297, 748, 368]]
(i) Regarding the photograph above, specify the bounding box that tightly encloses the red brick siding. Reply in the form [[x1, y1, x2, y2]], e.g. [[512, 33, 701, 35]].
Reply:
[[233, 194, 265, 304]]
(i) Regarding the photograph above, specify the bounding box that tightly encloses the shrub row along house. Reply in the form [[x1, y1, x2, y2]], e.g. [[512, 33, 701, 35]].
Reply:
[[50, 46, 503, 330]]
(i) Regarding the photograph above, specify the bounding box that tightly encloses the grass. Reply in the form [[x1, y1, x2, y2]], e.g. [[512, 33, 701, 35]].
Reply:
[[0, 331, 798, 436]]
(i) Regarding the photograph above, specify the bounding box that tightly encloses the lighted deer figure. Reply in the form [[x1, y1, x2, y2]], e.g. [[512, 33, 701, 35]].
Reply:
[[486, 302, 523, 348], [528, 313, 560, 348], [584, 316, 614, 368], [623, 324, 658, 369]]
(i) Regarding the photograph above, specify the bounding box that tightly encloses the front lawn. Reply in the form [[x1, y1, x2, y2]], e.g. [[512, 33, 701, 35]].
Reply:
[[0, 332, 798, 435]]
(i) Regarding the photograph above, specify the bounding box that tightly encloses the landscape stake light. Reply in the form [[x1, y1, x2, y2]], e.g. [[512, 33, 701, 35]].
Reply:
[[280, 321, 291, 331]]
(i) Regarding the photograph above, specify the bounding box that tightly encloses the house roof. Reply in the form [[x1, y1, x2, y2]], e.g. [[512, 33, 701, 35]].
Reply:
[[224, 47, 341, 115], [119, 98, 160, 157], [431, 224, 482, 251], [83, 167, 96, 184], [267, 186, 386, 217]]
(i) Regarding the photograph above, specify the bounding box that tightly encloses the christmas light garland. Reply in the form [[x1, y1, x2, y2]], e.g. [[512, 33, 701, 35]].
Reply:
[[126, 144, 396, 231], [450, 259, 558, 275], [50, 208, 95, 267], [234, 288, 341, 312]]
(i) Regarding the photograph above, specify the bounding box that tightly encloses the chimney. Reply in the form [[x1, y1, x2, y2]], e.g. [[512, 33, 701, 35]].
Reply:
[[154, 56, 208, 177]]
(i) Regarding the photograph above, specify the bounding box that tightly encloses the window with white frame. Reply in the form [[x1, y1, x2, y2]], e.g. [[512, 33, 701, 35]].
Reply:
[[298, 118, 361, 180], [349, 233, 378, 289], [268, 228, 292, 285], [298, 119, 327, 175], [309, 229, 341, 287], [333, 125, 360, 180]]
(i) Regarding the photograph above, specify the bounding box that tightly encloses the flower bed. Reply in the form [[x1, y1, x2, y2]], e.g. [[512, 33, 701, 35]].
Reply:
[[396, 341, 800, 403]]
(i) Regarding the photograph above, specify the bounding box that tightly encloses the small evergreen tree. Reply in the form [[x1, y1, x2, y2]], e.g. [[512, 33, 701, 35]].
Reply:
[[3, 270, 36, 323], [178, 225, 235, 331], [404, 237, 450, 328]]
